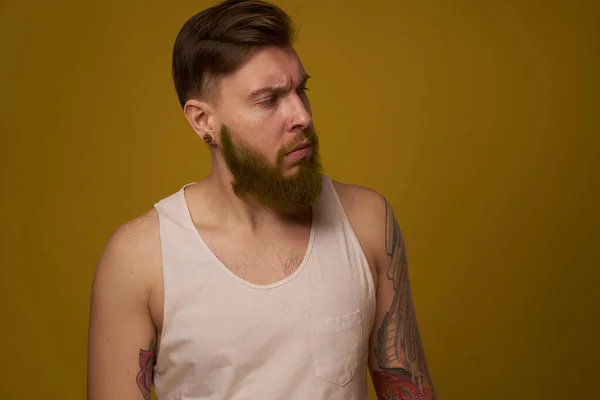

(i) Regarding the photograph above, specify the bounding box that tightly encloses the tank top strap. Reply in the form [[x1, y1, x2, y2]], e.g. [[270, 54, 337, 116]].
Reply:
[[153, 182, 196, 231]]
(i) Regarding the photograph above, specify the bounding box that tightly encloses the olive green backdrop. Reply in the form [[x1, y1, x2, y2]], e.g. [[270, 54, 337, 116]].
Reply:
[[1, 0, 598, 399]]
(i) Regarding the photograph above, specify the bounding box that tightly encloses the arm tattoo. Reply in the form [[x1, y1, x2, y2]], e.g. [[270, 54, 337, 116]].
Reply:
[[136, 339, 155, 400], [373, 201, 435, 399]]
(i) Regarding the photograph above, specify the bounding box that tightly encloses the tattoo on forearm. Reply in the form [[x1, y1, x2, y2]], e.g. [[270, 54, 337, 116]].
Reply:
[[136, 339, 155, 400], [373, 201, 435, 399], [372, 369, 433, 400]]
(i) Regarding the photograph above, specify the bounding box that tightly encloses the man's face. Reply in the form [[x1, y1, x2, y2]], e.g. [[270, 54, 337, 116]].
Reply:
[[212, 46, 323, 212]]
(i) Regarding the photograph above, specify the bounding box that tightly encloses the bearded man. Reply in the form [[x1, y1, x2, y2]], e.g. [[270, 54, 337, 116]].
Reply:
[[87, 1, 437, 399]]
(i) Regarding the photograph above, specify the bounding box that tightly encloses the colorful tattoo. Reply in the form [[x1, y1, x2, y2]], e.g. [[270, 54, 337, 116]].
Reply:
[[372, 370, 434, 400], [136, 339, 155, 400], [373, 201, 435, 399]]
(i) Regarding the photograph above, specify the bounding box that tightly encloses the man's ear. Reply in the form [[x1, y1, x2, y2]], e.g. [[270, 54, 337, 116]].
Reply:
[[183, 98, 218, 139]]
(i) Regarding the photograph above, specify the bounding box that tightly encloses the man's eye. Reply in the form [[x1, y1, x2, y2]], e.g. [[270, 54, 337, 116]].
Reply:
[[261, 95, 278, 106]]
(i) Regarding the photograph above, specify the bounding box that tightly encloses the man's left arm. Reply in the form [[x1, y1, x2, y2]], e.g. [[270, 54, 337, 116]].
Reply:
[[368, 198, 437, 400]]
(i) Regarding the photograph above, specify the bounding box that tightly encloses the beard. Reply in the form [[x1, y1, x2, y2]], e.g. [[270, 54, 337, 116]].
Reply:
[[219, 124, 324, 213]]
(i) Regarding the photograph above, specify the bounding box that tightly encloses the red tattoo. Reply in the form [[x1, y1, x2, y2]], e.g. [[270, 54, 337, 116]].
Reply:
[[372, 370, 433, 400], [136, 339, 155, 400]]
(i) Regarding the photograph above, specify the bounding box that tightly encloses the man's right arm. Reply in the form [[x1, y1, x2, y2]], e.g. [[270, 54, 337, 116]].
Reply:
[[87, 212, 160, 400]]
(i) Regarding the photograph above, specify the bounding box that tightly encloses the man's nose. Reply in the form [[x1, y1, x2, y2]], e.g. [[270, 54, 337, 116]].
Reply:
[[289, 95, 312, 131]]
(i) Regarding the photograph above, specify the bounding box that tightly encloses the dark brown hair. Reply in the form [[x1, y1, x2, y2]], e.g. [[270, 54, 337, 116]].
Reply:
[[172, 0, 297, 107]]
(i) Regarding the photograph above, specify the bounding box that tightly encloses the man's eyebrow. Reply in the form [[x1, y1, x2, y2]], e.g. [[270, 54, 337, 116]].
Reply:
[[248, 74, 311, 99], [248, 85, 286, 99]]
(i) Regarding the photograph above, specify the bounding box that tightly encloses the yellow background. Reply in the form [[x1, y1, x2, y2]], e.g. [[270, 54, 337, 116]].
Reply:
[[1, 0, 598, 399]]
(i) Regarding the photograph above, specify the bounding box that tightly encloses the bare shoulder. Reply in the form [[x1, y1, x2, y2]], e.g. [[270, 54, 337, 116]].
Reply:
[[331, 180, 387, 220], [88, 208, 163, 400], [94, 208, 162, 298], [331, 180, 391, 277]]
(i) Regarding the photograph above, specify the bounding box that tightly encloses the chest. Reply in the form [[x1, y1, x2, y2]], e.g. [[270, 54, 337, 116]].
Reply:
[[150, 222, 381, 400], [202, 225, 312, 286], [149, 229, 378, 336], [211, 243, 305, 285], [152, 250, 376, 380]]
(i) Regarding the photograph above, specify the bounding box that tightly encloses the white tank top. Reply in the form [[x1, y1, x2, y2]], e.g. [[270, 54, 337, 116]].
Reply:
[[153, 175, 376, 400]]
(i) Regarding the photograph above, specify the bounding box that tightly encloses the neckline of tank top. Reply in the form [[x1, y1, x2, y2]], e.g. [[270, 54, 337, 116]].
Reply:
[[176, 182, 318, 290]]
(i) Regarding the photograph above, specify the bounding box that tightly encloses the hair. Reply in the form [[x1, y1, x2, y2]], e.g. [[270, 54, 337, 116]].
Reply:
[[172, 0, 297, 108]]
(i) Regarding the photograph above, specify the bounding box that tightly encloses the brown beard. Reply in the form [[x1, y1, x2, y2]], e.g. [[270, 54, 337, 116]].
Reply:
[[219, 124, 323, 213]]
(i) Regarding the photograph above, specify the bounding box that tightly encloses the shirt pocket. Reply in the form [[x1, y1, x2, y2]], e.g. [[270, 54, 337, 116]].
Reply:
[[310, 309, 363, 387]]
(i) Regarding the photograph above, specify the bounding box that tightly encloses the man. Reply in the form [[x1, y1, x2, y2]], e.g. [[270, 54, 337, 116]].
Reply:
[[87, 1, 437, 399]]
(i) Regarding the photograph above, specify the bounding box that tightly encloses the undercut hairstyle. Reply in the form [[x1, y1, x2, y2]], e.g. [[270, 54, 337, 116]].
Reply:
[[172, 0, 297, 107]]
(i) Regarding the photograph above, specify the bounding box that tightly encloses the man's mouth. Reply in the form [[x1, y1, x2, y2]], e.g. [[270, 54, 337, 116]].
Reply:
[[286, 141, 311, 155]]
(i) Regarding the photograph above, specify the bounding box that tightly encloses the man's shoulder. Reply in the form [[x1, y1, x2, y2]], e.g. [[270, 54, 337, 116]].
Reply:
[[107, 208, 161, 253], [331, 179, 387, 221], [96, 208, 162, 287], [330, 179, 389, 269]]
